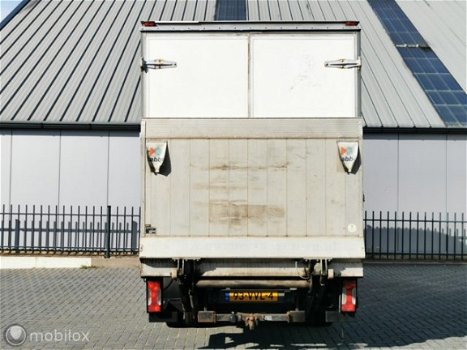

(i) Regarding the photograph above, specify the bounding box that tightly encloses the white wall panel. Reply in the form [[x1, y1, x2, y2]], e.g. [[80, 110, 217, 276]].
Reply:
[[398, 135, 447, 213], [108, 132, 140, 208], [0, 130, 12, 206], [363, 133, 466, 214], [446, 134, 467, 213], [9, 130, 60, 206], [363, 134, 398, 212], [59, 131, 109, 206]]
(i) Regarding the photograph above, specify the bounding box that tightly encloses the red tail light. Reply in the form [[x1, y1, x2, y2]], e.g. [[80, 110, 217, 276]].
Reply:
[[147, 280, 162, 313], [341, 279, 357, 313]]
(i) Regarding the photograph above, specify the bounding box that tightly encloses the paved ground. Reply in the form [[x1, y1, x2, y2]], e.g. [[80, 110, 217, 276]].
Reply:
[[1, 262, 466, 349]]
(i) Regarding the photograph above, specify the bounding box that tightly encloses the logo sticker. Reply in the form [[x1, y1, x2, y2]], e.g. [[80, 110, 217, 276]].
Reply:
[[337, 142, 359, 173], [147, 142, 167, 174]]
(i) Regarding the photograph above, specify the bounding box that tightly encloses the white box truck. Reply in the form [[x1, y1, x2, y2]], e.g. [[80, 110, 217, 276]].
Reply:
[[139, 21, 364, 328]]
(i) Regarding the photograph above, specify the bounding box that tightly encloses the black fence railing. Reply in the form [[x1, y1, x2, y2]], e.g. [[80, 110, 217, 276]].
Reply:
[[364, 211, 466, 261], [1, 206, 465, 260], [0, 205, 140, 257]]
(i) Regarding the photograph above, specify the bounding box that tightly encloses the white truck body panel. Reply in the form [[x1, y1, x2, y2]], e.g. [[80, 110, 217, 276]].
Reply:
[[142, 28, 359, 119], [251, 34, 357, 118]]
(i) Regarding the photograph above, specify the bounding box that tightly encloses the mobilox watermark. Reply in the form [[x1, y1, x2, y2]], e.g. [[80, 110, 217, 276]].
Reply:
[[4, 324, 89, 346]]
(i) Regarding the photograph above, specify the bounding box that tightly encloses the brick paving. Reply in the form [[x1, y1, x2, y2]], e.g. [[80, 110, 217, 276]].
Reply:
[[0, 262, 466, 349]]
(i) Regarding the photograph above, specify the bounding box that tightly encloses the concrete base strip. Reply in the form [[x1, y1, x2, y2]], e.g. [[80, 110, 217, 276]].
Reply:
[[0, 256, 92, 269]]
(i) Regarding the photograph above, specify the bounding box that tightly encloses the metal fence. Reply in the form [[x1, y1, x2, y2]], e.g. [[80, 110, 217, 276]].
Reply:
[[1, 206, 466, 260], [0, 205, 140, 257], [364, 211, 466, 261]]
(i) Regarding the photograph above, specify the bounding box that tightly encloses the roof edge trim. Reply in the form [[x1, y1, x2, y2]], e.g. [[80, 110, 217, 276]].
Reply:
[[0, 122, 140, 131], [0, 0, 30, 31], [364, 127, 467, 135]]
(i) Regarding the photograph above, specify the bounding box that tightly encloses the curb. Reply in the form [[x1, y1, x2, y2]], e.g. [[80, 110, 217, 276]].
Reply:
[[0, 256, 92, 269], [0, 255, 140, 269]]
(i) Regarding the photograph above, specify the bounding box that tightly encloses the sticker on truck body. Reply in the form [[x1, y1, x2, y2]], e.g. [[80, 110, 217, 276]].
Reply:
[[147, 142, 168, 174], [337, 141, 359, 173]]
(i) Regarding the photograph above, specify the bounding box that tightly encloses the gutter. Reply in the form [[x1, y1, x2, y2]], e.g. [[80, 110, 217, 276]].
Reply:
[[363, 127, 467, 135], [0, 122, 140, 132]]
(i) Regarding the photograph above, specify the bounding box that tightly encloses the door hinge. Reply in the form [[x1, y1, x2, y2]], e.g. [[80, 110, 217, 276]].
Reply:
[[324, 57, 361, 69], [141, 58, 177, 71]]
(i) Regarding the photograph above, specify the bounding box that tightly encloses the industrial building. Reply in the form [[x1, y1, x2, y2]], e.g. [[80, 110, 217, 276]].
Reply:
[[1, 0, 466, 216]]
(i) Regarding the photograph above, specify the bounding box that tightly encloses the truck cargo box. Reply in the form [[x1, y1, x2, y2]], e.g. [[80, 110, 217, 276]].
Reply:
[[140, 22, 364, 261], [139, 22, 364, 327]]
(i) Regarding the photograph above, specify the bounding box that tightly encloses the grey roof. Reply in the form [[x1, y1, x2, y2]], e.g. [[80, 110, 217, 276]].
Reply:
[[396, 0, 466, 92], [0, 0, 457, 129]]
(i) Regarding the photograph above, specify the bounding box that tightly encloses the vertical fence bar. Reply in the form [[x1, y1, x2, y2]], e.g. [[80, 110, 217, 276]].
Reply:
[[416, 212, 420, 259], [453, 213, 457, 261], [138, 207, 141, 251], [379, 211, 382, 260], [386, 210, 389, 259], [431, 212, 434, 260], [14, 218, 20, 253], [46, 206, 50, 252], [445, 212, 449, 260], [92, 206, 96, 253], [39, 205, 43, 252], [130, 207, 136, 253], [31, 205, 35, 252], [371, 211, 375, 259], [424, 212, 427, 260], [1, 204, 5, 252], [24, 205, 28, 252], [401, 212, 404, 259], [61, 205, 65, 252], [85, 206, 88, 253], [8, 205, 12, 252], [462, 213, 465, 260], [394, 211, 397, 260], [99, 206, 103, 252], [54, 205, 58, 252], [408, 212, 412, 260], [68, 206, 72, 252], [123, 207, 127, 252], [116, 206, 120, 252], [438, 212, 442, 260], [105, 206, 111, 258], [76, 206, 80, 252], [363, 211, 367, 256]]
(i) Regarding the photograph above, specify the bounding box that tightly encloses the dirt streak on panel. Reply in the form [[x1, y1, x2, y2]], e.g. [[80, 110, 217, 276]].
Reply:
[[209, 140, 229, 236], [267, 139, 287, 236], [189, 140, 209, 237], [228, 140, 248, 236], [247, 140, 268, 236]]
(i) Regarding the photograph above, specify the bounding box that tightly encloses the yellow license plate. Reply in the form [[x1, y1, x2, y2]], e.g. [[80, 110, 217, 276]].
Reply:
[[226, 291, 278, 302]]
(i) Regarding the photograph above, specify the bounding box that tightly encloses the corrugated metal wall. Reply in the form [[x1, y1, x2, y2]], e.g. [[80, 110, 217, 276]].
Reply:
[[0, 131, 140, 208], [1, 132, 465, 216]]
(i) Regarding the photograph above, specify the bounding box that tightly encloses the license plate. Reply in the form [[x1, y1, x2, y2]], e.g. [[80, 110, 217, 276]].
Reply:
[[225, 291, 279, 302]]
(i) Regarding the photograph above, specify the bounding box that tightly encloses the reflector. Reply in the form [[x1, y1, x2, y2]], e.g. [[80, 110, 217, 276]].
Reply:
[[142, 21, 157, 27]]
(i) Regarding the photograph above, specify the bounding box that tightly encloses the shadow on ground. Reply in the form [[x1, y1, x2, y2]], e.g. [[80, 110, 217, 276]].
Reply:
[[200, 263, 467, 349]]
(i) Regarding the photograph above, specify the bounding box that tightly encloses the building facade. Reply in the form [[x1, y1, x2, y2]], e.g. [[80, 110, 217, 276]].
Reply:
[[1, 0, 466, 217]]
